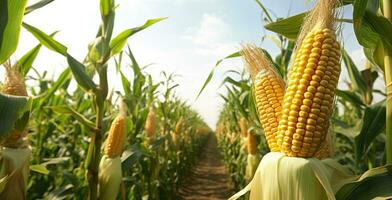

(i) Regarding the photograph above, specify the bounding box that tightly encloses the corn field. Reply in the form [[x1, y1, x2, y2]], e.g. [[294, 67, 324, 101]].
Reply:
[[0, 0, 391, 200]]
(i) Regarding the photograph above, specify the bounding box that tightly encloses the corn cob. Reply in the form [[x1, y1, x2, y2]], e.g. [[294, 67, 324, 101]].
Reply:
[[104, 112, 126, 158], [241, 45, 285, 152], [144, 106, 156, 137], [277, 28, 341, 157], [247, 130, 257, 155], [239, 117, 248, 137]]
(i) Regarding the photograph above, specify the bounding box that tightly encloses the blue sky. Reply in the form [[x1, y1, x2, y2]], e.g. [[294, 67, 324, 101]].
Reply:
[[3, 0, 376, 128]]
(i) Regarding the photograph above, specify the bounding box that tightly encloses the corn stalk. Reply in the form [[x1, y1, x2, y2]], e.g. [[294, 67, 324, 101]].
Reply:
[[384, 0, 392, 164]]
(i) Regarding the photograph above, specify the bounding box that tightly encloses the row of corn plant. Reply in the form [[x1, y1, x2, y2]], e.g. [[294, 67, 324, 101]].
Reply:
[[0, 0, 211, 199]]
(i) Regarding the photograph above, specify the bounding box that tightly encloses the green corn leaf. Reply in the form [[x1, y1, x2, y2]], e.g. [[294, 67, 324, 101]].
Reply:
[[264, 2, 354, 40], [336, 165, 392, 200], [196, 51, 241, 99], [0, 0, 28, 64], [24, 0, 55, 15], [23, 23, 96, 92], [22, 22, 67, 56], [352, 0, 392, 71], [30, 164, 50, 175], [121, 145, 143, 172], [16, 44, 41, 76], [16, 31, 57, 76], [341, 49, 367, 95], [0, 93, 31, 139], [253, 0, 273, 22], [37, 68, 71, 108], [354, 100, 386, 162], [47, 105, 95, 130], [100, 0, 113, 17], [66, 54, 97, 92], [336, 90, 364, 107], [109, 17, 167, 56], [264, 13, 306, 40]]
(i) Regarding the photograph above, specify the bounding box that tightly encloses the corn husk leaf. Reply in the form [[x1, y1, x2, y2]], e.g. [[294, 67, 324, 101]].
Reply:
[[98, 155, 122, 200], [0, 93, 31, 140], [245, 154, 261, 183], [0, 146, 32, 200], [229, 152, 357, 200]]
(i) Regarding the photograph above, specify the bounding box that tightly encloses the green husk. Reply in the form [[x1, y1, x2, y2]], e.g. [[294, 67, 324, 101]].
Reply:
[[245, 154, 261, 183], [98, 155, 122, 200], [229, 152, 357, 200], [0, 145, 32, 200]]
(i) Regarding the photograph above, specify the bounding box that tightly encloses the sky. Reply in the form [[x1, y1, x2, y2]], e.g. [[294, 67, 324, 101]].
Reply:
[[1, 0, 381, 128]]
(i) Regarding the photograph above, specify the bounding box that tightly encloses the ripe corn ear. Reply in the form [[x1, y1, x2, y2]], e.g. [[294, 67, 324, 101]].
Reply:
[[245, 130, 261, 183], [239, 117, 248, 137], [241, 45, 285, 152], [277, 28, 341, 157], [104, 113, 126, 158], [247, 130, 257, 155], [144, 106, 156, 137], [99, 102, 127, 200]]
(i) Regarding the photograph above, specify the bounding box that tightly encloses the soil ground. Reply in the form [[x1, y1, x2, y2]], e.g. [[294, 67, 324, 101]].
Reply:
[[177, 134, 235, 200]]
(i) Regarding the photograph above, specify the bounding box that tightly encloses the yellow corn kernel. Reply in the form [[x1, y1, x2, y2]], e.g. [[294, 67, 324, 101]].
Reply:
[[277, 28, 341, 157]]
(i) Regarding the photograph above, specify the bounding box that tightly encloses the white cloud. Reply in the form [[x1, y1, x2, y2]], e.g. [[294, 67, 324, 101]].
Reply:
[[183, 13, 239, 58], [184, 13, 229, 45]]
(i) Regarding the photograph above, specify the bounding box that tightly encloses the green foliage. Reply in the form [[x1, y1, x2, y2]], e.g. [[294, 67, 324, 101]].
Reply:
[[0, 0, 28, 64]]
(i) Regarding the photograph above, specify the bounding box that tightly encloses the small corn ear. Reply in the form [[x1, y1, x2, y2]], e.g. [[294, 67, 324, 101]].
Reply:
[[239, 117, 248, 138], [144, 106, 156, 137], [247, 130, 258, 155], [104, 102, 127, 158], [241, 44, 285, 152]]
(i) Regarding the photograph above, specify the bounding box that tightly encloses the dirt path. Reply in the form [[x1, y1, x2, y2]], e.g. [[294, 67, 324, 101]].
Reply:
[[178, 134, 234, 200]]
